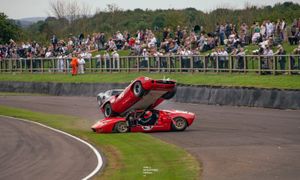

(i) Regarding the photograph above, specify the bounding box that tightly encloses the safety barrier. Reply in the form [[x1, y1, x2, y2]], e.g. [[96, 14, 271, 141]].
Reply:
[[0, 55, 300, 74]]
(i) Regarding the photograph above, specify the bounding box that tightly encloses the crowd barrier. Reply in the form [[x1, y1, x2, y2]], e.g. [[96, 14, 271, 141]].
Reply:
[[0, 55, 300, 75]]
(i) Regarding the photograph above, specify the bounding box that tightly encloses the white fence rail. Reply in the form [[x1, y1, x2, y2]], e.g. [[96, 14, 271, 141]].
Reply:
[[0, 55, 300, 74]]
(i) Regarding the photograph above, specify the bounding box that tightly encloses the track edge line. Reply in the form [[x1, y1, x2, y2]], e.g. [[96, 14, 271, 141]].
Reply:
[[0, 115, 103, 180]]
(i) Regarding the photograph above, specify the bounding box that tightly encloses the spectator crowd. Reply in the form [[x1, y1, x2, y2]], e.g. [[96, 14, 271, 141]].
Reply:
[[1, 17, 300, 72]]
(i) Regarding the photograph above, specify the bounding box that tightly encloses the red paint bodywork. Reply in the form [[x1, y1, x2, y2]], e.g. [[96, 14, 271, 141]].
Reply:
[[100, 76, 176, 117], [92, 109, 195, 133]]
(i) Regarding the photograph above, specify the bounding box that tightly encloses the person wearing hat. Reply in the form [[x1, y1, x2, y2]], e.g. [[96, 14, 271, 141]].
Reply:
[[70, 53, 79, 76]]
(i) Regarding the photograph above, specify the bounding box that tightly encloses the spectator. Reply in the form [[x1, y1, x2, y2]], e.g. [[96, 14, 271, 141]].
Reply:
[[70, 54, 79, 76], [218, 47, 228, 69], [77, 54, 86, 74], [225, 22, 232, 39], [236, 47, 246, 69], [274, 44, 286, 72], [57, 52, 64, 72], [112, 50, 120, 69], [103, 51, 111, 69], [288, 29, 300, 45], [51, 35, 58, 49], [291, 45, 300, 70], [263, 45, 274, 70], [141, 48, 149, 68]]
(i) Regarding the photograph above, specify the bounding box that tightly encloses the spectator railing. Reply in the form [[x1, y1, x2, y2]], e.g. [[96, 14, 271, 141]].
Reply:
[[0, 55, 300, 75]]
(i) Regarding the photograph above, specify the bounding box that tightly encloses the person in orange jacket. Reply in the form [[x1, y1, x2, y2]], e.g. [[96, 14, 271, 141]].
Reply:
[[70, 54, 79, 76]]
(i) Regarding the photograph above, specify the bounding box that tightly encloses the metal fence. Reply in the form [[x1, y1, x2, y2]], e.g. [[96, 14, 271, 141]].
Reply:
[[0, 55, 300, 75]]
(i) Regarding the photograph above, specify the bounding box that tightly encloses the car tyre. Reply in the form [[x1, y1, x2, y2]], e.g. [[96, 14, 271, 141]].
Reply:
[[104, 103, 112, 117], [133, 81, 145, 97], [171, 117, 188, 131], [114, 122, 129, 133], [162, 87, 177, 100]]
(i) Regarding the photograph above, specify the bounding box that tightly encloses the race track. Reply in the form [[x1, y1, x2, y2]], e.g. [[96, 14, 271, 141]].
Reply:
[[0, 116, 98, 180], [1, 95, 300, 180]]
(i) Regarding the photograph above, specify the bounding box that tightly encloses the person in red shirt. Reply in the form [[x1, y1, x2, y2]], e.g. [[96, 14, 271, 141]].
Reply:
[[70, 54, 79, 76]]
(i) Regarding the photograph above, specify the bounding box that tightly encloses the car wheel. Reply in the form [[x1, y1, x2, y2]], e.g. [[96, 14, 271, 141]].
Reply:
[[114, 122, 129, 133], [104, 103, 112, 117], [133, 81, 145, 97], [171, 117, 188, 131], [162, 87, 177, 100], [97, 97, 102, 106]]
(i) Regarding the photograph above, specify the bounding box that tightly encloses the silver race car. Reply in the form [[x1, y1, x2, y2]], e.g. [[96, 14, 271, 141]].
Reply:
[[96, 89, 124, 106]]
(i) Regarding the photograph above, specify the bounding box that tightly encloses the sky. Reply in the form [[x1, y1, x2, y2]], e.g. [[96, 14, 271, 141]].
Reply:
[[1, 0, 300, 19]]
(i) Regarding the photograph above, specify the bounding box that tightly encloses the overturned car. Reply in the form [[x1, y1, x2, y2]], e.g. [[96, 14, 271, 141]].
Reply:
[[92, 76, 196, 133]]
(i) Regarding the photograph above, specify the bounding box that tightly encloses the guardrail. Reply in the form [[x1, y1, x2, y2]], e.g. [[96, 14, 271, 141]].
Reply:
[[0, 55, 300, 75]]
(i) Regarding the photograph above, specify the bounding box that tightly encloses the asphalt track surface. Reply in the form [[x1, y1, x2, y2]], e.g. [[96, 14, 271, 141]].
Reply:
[[1, 95, 300, 180], [0, 116, 97, 180]]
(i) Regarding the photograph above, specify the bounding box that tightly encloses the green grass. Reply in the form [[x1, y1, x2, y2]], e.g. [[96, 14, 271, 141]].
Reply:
[[0, 73, 300, 89], [0, 105, 200, 180]]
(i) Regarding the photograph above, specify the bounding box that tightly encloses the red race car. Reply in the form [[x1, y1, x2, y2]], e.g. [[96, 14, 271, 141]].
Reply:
[[100, 76, 177, 118], [92, 76, 196, 133], [92, 109, 195, 133]]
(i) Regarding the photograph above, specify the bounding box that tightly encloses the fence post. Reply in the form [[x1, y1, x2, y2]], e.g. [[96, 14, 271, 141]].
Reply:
[[272, 56, 276, 75], [203, 56, 206, 74], [41, 59, 44, 73], [89, 58, 92, 73], [157, 57, 160, 72], [9, 59, 13, 73], [136, 57, 139, 72], [179, 57, 182, 73], [51, 58, 54, 73], [30, 58, 33, 73], [147, 58, 150, 73], [126, 57, 129, 73], [20, 59, 22, 73], [216, 56, 219, 73], [167, 56, 171, 73], [229, 56, 232, 74], [190, 56, 193, 73], [288, 55, 291, 75], [258, 56, 261, 75], [244, 55, 246, 74]]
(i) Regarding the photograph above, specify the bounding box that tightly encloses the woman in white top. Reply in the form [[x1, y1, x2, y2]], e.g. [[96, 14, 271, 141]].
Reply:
[[78, 55, 86, 74]]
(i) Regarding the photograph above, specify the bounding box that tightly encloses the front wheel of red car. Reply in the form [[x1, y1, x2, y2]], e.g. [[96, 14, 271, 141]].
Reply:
[[114, 122, 129, 133], [133, 81, 145, 97], [104, 103, 112, 117], [172, 117, 188, 131]]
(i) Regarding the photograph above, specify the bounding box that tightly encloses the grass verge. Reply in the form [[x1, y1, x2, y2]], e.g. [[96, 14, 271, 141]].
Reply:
[[0, 105, 200, 180], [0, 73, 300, 89]]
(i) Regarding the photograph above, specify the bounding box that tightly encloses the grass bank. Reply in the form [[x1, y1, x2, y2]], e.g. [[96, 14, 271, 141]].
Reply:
[[0, 105, 200, 180], [0, 73, 300, 89]]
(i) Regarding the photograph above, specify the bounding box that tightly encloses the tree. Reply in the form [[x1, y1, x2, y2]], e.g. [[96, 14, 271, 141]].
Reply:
[[152, 15, 166, 29], [0, 13, 21, 44], [49, 0, 92, 22]]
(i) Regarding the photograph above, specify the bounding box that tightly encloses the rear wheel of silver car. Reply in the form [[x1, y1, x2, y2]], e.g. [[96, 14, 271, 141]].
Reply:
[[133, 81, 145, 97], [104, 103, 112, 117], [172, 117, 188, 131], [97, 97, 102, 106], [114, 122, 129, 133]]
